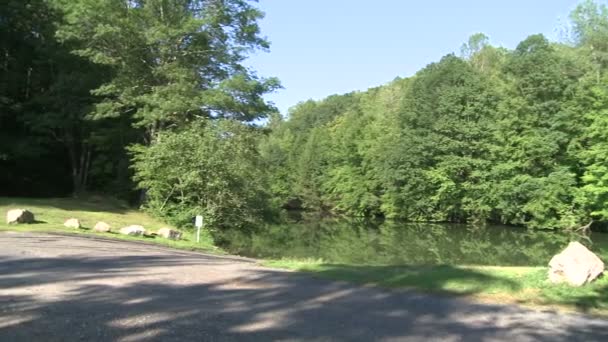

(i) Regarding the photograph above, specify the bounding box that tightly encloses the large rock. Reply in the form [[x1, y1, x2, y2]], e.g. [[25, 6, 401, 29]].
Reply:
[[6, 209, 35, 224], [548, 241, 604, 286], [119, 225, 146, 236], [157, 227, 182, 240], [64, 218, 81, 229], [93, 221, 111, 233]]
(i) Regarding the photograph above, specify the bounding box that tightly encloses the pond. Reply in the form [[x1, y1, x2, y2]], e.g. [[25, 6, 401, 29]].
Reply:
[[218, 219, 608, 266]]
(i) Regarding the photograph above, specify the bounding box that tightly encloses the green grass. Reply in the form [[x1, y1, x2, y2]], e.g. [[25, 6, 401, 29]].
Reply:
[[0, 196, 221, 254], [263, 258, 608, 316]]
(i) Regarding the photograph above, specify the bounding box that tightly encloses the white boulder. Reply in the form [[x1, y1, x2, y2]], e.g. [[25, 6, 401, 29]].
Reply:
[[6, 209, 35, 224], [119, 225, 146, 236], [548, 241, 604, 286], [157, 227, 182, 240], [64, 218, 81, 229], [93, 221, 111, 233]]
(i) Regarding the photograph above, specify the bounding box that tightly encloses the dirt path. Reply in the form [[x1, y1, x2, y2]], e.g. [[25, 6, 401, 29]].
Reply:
[[1, 231, 607, 341]]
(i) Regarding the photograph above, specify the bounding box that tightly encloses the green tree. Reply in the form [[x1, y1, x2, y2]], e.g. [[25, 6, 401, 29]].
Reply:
[[0, 0, 120, 195], [394, 55, 499, 222], [570, 0, 608, 83], [489, 34, 585, 228], [53, 0, 280, 139], [131, 120, 271, 229], [460, 33, 489, 60]]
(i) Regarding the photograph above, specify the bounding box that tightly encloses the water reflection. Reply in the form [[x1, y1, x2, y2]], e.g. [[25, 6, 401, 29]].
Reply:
[[218, 219, 608, 266]]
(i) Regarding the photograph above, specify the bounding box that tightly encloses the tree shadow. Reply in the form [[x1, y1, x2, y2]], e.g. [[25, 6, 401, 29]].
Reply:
[[308, 264, 608, 315], [299, 264, 522, 295], [535, 281, 608, 314], [1, 233, 608, 341]]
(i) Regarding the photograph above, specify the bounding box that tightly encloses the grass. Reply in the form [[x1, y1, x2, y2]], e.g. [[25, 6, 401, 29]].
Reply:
[[263, 258, 608, 316], [0, 196, 221, 254]]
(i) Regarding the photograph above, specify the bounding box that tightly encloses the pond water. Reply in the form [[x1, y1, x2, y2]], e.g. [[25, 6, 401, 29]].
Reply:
[[218, 219, 608, 266]]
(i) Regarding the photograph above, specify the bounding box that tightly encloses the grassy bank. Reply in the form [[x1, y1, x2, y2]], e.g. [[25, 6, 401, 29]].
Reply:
[[263, 259, 608, 316], [0, 196, 220, 253]]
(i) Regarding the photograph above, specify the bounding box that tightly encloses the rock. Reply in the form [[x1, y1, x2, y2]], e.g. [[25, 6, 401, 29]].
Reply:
[[93, 221, 111, 233], [157, 227, 182, 240], [548, 241, 604, 286], [6, 209, 35, 224], [64, 218, 81, 229], [119, 225, 146, 236]]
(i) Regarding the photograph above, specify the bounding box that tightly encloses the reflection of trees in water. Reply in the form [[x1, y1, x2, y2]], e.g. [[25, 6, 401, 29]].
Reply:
[[220, 219, 608, 266]]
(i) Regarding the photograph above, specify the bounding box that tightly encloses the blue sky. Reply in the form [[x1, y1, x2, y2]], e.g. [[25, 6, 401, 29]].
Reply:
[[245, 0, 582, 115]]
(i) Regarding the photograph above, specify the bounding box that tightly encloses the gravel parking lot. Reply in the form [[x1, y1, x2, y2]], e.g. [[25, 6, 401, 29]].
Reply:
[[1, 231, 608, 341]]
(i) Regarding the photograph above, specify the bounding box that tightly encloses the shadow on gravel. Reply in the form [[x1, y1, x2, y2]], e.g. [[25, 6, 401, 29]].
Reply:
[[1, 240, 608, 341]]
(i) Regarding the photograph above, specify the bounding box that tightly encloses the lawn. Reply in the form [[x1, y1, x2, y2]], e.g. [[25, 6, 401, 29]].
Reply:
[[0, 196, 221, 254], [263, 259, 608, 316]]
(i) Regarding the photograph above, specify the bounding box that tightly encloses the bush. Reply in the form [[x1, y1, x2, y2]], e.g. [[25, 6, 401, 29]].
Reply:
[[131, 120, 273, 231]]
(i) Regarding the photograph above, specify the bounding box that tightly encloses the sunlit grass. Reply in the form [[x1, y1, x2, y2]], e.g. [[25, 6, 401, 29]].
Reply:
[[0, 196, 221, 254], [263, 258, 608, 316]]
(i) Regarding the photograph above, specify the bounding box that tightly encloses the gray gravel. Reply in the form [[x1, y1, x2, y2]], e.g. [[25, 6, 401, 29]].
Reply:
[[1, 231, 608, 341]]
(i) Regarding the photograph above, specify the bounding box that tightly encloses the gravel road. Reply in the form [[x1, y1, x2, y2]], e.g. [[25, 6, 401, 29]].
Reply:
[[1, 231, 608, 341]]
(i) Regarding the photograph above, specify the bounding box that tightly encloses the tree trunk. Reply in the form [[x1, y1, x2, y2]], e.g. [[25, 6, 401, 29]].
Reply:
[[67, 140, 91, 196]]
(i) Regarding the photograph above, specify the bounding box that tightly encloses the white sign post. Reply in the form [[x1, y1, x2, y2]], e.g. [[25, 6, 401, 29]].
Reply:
[[195, 215, 203, 243]]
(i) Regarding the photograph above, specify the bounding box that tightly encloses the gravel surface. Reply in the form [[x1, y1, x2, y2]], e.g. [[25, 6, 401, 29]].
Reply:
[[1, 231, 608, 341]]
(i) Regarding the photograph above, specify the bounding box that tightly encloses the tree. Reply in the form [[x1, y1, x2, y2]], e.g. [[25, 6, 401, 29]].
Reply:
[[570, 0, 608, 82], [392, 55, 500, 222], [460, 33, 489, 60], [461, 33, 508, 75], [46, 0, 280, 207], [53, 0, 280, 140], [131, 120, 272, 229], [489, 34, 585, 228], [0, 0, 115, 195]]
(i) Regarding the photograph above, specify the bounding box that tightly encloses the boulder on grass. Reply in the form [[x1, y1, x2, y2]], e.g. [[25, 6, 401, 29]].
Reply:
[[6, 209, 35, 224], [548, 241, 604, 286], [93, 221, 111, 233], [157, 227, 182, 240], [64, 218, 81, 229], [119, 225, 146, 236]]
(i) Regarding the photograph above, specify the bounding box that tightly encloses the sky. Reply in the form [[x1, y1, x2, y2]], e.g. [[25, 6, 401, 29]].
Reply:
[[245, 0, 582, 115]]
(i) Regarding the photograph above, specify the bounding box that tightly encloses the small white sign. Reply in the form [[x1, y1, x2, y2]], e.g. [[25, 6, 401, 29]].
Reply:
[[195, 215, 203, 228]]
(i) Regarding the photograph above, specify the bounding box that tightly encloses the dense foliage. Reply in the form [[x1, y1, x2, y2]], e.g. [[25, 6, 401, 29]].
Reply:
[[1, 0, 279, 228], [5, 1, 608, 230], [260, 1, 608, 229], [131, 120, 272, 230]]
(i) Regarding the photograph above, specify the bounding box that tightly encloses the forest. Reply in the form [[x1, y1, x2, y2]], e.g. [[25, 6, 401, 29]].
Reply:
[[4, 0, 608, 230]]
